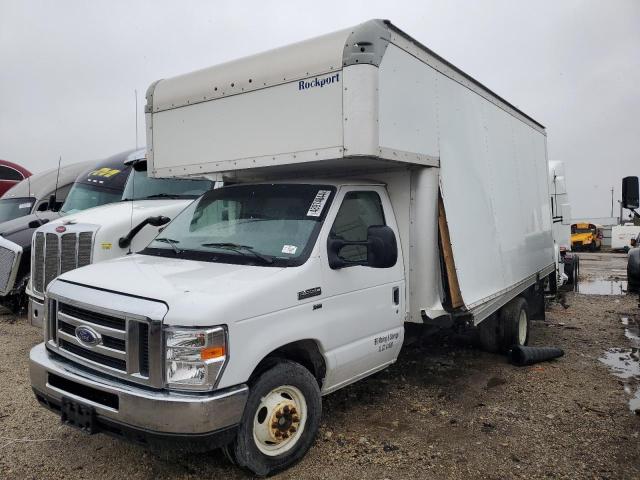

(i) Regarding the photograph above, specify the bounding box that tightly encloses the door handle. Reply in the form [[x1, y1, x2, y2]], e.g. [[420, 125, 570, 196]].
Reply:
[[392, 286, 399, 305]]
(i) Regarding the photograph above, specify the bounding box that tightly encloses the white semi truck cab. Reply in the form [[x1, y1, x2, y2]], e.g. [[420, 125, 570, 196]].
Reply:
[[29, 20, 555, 476], [27, 153, 214, 327]]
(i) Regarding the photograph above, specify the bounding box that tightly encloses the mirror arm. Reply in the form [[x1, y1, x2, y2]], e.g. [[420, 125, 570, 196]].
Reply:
[[119, 216, 170, 249]]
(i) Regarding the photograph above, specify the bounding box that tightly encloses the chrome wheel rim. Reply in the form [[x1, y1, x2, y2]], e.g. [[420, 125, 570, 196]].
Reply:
[[253, 385, 307, 456]]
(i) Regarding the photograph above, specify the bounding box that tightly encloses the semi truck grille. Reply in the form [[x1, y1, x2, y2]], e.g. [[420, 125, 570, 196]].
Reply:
[[0, 245, 18, 293], [33, 230, 95, 295], [50, 301, 151, 381]]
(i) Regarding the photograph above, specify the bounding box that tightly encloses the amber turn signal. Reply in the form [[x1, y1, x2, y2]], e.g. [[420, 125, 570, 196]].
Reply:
[[200, 345, 225, 360]]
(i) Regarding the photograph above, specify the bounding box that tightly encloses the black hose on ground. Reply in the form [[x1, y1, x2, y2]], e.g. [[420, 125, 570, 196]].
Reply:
[[508, 345, 565, 366]]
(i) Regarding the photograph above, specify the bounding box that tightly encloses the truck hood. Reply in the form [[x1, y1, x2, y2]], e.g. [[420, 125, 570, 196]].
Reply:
[[54, 253, 320, 327], [0, 211, 62, 248]]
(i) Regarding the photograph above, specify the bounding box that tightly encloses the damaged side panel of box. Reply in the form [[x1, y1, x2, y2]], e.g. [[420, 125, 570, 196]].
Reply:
[[438, 193, 464, 309]]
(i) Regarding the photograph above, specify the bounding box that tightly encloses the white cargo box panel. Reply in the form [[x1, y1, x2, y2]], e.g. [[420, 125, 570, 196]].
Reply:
[[146, 19, 554, 313]]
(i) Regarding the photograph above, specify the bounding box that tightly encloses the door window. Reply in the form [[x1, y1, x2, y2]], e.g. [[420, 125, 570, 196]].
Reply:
[[0, 166, 24, 181], [329, 191, 385, 262]]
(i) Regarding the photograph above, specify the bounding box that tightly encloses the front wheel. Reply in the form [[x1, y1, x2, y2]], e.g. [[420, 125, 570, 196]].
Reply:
[[226, 360, 322, 476]]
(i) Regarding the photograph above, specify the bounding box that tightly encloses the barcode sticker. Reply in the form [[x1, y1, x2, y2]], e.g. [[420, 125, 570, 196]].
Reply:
[[306, 190, 331, 217], [282, 245, 298, 255]]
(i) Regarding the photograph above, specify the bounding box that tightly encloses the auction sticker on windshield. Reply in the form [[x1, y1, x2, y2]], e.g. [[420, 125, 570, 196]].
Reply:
[[282, 245, 297, 255], [306, 190, 331, 217]]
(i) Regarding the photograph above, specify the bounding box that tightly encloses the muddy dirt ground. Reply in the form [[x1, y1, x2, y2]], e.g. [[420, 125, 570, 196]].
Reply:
[[1, 252, 640, 479]]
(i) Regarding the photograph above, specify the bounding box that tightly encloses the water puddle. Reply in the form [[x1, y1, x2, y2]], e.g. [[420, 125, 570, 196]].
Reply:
[[576, 279, 627, 295], [599, 317, 640, 413]]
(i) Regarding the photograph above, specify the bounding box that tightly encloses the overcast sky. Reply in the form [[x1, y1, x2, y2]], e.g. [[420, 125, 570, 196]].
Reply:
[[1, 0, 638, 218]]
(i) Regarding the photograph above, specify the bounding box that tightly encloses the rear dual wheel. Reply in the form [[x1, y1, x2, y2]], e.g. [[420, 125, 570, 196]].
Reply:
[[224, 360, 321, 477], [478, 297, 530, 353]]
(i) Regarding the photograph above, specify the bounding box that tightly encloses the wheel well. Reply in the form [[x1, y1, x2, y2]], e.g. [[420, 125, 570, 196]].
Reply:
[[250, 340, 326, 389]]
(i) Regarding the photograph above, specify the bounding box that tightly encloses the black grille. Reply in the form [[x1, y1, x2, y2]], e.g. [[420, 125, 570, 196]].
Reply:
[[57, 320, 125, 352], [102, 336, 126, 352], [59, 303, 126, 331], [139, 323, 149, 377], [58, 320, 76, 336], [59, 339, 126, 371], [48, 373, 119, 409]]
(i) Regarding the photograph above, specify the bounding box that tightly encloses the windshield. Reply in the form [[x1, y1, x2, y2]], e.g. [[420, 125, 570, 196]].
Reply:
[[0, 197, 35, 222], [143, 184, 336, 267], [61, 183, 124, 214], [122, 166, 214, 200]]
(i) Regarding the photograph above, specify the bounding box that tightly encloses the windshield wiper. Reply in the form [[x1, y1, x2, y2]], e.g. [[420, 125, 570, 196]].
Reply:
[[144, 193, 184, 200], [201, 242, 274, 264], [155, 237, 182, 254]]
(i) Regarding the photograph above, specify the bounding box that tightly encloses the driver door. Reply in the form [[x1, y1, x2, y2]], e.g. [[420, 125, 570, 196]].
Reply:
[[319, 186, 405, 391]]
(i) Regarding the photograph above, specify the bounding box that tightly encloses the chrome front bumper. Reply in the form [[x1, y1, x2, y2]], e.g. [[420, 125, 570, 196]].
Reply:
[[30, 343, 248, 438]]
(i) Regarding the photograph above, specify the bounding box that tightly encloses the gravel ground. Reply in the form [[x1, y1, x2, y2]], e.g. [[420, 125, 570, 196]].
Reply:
[[1, 253, 640, 479]]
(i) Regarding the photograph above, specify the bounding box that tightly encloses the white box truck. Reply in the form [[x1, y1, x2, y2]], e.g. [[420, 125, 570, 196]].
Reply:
[[548, 161, 578, 284], [29, 20, 554, 476], [611, 224, 640, 252]]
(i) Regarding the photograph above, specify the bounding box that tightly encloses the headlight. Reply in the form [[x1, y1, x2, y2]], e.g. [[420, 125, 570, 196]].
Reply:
[[165, 326, 227, 391]]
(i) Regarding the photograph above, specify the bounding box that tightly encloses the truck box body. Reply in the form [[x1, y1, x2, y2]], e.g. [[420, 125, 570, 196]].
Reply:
[[611, 224, 640, 251], [146, 19, 554, 320]]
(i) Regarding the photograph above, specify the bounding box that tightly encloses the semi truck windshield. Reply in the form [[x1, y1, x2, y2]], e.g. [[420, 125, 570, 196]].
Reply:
[[122, 165, 214, 200], [144, 184, 336, 267], [60, 164, 132, 214]]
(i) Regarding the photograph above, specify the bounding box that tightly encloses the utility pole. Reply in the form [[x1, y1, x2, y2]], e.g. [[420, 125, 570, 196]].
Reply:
[[135, 89, 139, 149], [611, 187, 614, 218]]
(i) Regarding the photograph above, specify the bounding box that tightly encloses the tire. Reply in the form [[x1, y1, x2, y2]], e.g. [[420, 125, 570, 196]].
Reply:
[[226, 360, 322, 477], [498, 297, 530, 352], [564, 259, 574, 284], [478, 313, 500, 353], [589, 241, 597, 252], [628, 250, 640, 292]]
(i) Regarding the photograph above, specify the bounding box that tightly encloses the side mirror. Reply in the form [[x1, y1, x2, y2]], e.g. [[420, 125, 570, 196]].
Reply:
[[366, 225, 398, 268], [622, 176, 639, 209], [328, 225, 397, 270], [47, 194, 57, 211]]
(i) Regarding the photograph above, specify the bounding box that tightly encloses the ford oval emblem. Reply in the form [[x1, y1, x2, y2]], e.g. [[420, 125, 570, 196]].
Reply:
[[75, 325, 102, 346], [55, 226, 66, 233]]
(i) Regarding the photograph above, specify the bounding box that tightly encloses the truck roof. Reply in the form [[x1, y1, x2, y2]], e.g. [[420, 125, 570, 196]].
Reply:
[[1, 160, 93, 200], [148, 19, 544, 132]]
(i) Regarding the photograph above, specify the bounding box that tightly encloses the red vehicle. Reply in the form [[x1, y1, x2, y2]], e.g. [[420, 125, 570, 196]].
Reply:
[[0, 160, 31, 196]]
